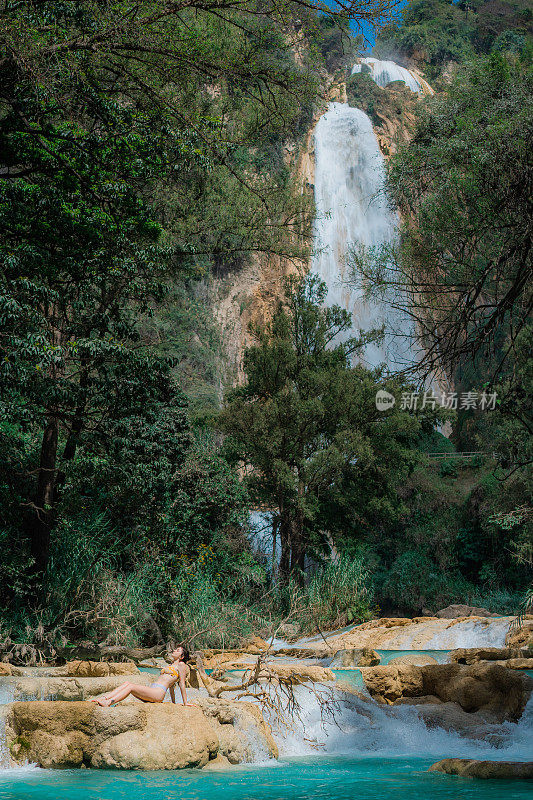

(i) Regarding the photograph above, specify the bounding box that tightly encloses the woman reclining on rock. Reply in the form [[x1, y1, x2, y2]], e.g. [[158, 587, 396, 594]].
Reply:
[[91, 645, 193, 707]]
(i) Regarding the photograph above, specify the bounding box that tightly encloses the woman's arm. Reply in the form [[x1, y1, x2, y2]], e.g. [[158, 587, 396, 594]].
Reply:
[[178, 662, 192, 706], [178, 672, 188, 705], [169, 685, 176, 704]]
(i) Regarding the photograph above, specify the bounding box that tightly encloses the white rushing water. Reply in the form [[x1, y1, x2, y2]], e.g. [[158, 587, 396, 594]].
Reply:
[[351, 57, 432, 94], [277, 687, 533, 762], [312, 102, 415, 371], [380, 618, 513, 650], [414, 618, 512, 650]]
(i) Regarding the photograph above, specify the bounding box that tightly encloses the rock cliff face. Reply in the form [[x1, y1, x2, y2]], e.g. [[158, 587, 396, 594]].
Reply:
[[213, 69, 419, 381], [5, 698, 278, 770]]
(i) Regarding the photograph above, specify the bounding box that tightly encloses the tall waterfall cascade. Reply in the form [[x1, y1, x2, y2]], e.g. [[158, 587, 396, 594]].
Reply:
[[311, 58, 433, 372], [352, 57, 434, 95], [312, 103, 413, 371]]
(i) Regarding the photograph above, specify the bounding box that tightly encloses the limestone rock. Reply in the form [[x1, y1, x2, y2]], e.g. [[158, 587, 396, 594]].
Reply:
[[65, 660, 139, 677], [362, 663, 532, 721], [506, 658, 533, 670], [435, 605, 498, 619], [450, 648, 516, 665], [330, 649, 380, 668], [243, 637, 269, 654], [272, 647, 332, 660], [506, 620, 533, 650], [388, 654, 438, 667], [0, 663, 12, 676], [360, 665, 423, 704], [202, 753, 232, 770], [263, 664, 335, 684], [429, 758, 533, 779], [2, 674, 154, 702], [6, 699, 277, 770]]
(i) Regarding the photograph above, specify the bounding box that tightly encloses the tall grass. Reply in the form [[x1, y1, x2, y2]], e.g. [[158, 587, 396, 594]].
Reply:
[[299, 555, 374, 631]]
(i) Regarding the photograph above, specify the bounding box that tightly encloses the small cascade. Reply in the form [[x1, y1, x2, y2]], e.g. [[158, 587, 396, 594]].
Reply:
[[277, 687, 533, 761], [312, 102, 415, 370], [352, 57, 433, 95], [382, 618, 512, 651]]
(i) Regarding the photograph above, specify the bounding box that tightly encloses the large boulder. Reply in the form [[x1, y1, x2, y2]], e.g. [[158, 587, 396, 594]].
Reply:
[[361, 663, 532, 722], [429, 759, 533, 779], [0, 674, 155, 702], [272, 647, 332, 660], [506, 620, 533, 650], [506, 658, 533, 670], [329, 649, 380, 668], [63, 661, 139, 677], [243, 637, 270, 654], [435, 605, 498, 619], [261, 664, 335, 684], [450, 648, 517, 665], [5, 699, 277, 770], [388, 654, 438, 667], [404, 701, 508, 741]]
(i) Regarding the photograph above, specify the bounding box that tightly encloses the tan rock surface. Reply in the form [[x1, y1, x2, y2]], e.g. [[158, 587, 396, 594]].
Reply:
[[64, 660, 139, 677], [450, 648, 518, 665], [429, 758, 533, 779], [388, 654, 438, 667], [361, 663, 532, 722], [330, 648, 380, 668], [2, 674, 155, 702], [506, 620, 533, 650], [436, 605, 498, 619], [262, 664, 335, 684], [6, 698, 277, 770]]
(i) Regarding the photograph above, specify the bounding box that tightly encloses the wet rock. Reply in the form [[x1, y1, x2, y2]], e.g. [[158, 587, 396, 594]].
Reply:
[[388, 654, 438, 666], [330, 648, 380, 668], [5, 698, 277, 770], [272, 647, 332, 660], [435, 605, 499, 619], [428, 758, 533, 779], [506, 620, 533, 650], [362, 663, 532, 722], [202, 753, 232, 770], [243, 636, 269, 654], [262, 664, 335, 684], [506, 658, 533, 670], [450, 648, 517, 665]]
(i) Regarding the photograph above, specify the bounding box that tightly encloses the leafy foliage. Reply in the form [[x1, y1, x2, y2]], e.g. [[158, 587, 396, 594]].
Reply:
[[218, 274, 435, 582]]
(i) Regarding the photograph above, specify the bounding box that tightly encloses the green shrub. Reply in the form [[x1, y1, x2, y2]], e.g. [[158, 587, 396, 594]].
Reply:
[[299, 554, 374, 631]]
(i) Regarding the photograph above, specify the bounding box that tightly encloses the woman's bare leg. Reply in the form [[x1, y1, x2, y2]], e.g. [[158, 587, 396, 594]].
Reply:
[[91, 682, 165, 706]]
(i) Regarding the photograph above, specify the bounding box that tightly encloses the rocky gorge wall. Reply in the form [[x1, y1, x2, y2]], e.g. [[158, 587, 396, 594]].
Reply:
[[212, 62, 427, 383]]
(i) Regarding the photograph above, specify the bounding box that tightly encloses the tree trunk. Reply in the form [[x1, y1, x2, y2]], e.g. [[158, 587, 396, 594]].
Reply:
[[278, 513, 292, 584], [25, 416, 59, 579]]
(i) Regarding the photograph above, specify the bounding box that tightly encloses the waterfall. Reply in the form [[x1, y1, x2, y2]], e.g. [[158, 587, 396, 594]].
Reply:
[[352, 58, 433, 95], [312, 102, 414, 371], [277, 687, 533, 761]]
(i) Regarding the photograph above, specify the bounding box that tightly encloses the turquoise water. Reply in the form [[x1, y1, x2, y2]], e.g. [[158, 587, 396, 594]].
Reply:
[[332, 669, 365, 687], [1, 757, 532, 800], [376, 650, 450, 665]]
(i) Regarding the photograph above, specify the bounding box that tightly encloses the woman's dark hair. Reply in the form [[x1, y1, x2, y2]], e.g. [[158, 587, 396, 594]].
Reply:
[[179, 645, 190, 663]]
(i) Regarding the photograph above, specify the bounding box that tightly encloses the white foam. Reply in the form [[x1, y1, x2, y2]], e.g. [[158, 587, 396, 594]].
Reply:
[[276, 687, 533, 762]]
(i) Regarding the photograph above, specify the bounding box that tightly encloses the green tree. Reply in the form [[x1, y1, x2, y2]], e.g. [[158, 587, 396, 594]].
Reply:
[[352, 55, 532, 387], [218, 275, 432, 582]]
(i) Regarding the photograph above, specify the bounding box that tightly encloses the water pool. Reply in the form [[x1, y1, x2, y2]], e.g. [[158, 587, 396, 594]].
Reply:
[[1, 756, 532, 800]]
